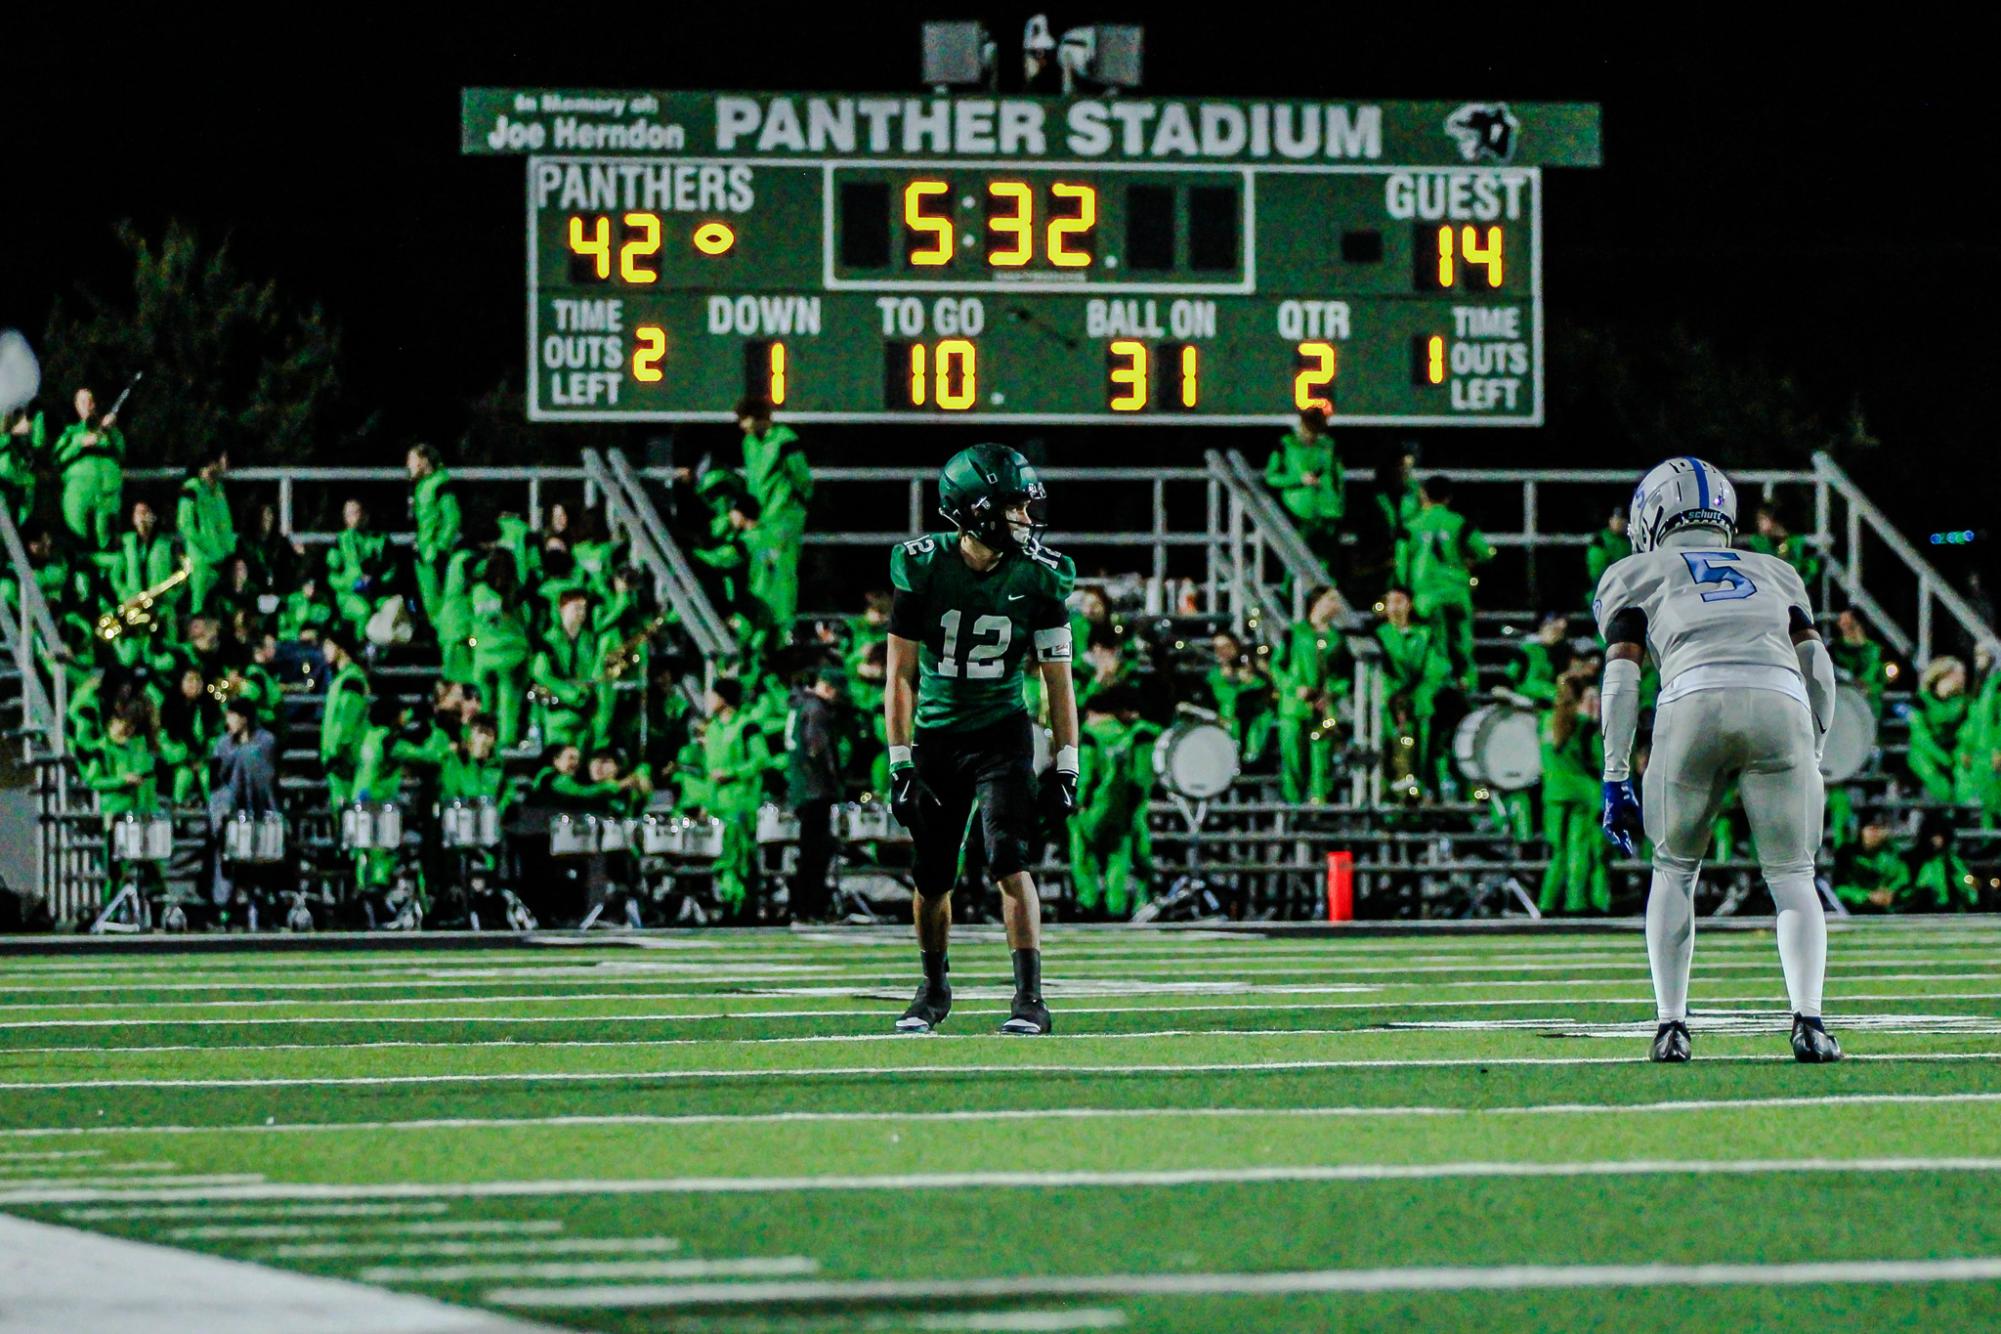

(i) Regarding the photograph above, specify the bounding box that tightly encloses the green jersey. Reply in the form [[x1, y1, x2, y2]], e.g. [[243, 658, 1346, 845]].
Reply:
[[889, 532, 1075, 734]]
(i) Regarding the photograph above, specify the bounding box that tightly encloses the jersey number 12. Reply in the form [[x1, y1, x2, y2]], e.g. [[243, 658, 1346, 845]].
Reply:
[[937, 610, 1011, 679]]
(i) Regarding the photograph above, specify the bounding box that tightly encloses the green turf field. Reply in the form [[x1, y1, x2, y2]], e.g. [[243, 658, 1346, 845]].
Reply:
[[1, 921, 1998, 1332]]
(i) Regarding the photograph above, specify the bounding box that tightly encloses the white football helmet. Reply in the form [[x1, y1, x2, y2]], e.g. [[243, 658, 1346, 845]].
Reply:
[[1628, 457, 1737, 554]]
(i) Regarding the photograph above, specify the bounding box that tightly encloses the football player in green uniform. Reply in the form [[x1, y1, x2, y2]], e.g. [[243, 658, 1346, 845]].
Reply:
[[886, 445, 1078, 1036]]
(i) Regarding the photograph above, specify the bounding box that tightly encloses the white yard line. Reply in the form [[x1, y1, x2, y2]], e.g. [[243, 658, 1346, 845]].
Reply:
[[481, 1255, 2001, 1310], [0, 1174, 264, 1191], [9, 1090, 2001, 1145], [0, 1149, 101, 1160], [11, 994, 2001, 1055], [4, 1155, 1999, 1209], [0, 1213, 558, 1334], [363, 1256, 818, 1283], [66, 1201, 450, 1221], [0, 1049, 1991, 1096], [259, 1237, 682, 1261], [166, 1220, 565, 1242]]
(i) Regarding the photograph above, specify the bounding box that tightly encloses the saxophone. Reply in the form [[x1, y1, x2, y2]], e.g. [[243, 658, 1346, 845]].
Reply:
[[97, 562, 192, 641]]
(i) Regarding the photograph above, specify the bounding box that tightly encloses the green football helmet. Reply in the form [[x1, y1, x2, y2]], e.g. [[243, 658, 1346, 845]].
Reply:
[[937, 443, 1047, 552]]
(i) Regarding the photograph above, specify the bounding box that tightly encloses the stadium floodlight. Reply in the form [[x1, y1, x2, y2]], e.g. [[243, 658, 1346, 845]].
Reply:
[[921, 20, 996, 91], [1057, 23, 1144, 93]]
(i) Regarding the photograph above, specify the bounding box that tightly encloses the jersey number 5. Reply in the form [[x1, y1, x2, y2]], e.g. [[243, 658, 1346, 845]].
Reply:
[[938, 610, 1011, 679], [1681, 551, 1758, 602]]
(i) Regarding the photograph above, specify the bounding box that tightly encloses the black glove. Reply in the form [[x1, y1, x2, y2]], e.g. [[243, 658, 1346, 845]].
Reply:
[[890, 763, 939, 833], [1045, 767, 1078, 816]]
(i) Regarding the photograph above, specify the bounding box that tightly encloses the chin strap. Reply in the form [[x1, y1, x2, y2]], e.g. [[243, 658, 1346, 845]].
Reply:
[[1600, 657, 1641, 782], [1797, 637, 1836, 759]]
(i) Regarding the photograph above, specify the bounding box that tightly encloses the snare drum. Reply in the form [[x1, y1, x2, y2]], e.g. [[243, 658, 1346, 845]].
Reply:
[[224, 811, 287, 864], [1452, 705, 1542, 792], [341, 802, 403, 851], [1152, 721, 1238, 800], [638, 812, 680, 855], [841, 800, 896, 842], [757, 804, 799, 844], [598, 817, 631, 852], [549, 813, 598, 856], [1819, 683, 1878, 784], [441, 797, 501, 849], [682, 816, 725, 858], [112, 812, 175, 862]]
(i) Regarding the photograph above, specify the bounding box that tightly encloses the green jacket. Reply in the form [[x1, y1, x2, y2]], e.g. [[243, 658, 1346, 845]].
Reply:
[[1263, 433, 1344, 524], [412, 469, 462, 562], [320, 662, 371, 776], [531, 626, 613, 709], [87, 733, 158, 816], [1584, 526, 1630, 595], [442, 748, 510, 811], [1504, 640, 1562, 705], [743, 424, 812, 521], [52, 421, 125, 476], [113, 530, 179, 605], [469, 577, 531, 661], [0, 412, 43, 494], [326, 527, 390, 596], [1907, 691, 1968, 778], [1914, 849, 1979, 910], [1075, 713, 1142, 848], [1832, 842, 1913, 908], [177, 476, 236, 567], [1374, 622, 1449, 711], [700, 709, 774, 813], [353, 723, 432, 804], [528, 766, 621, 813], [279, 589, 335, 641], [1830, 638, 1885, 718], [1396, 505, 1494, 604], [433, 550, 478, 649], [1271, 620, 1347, 719], [1539, 707, 1602, 806]]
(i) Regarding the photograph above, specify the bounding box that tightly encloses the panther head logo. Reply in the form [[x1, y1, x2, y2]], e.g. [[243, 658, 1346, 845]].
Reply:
[[1444, 102, 1519, 163]]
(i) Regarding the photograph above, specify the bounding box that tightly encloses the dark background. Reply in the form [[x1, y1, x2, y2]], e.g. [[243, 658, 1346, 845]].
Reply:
[[2, 12, 1992, 598]]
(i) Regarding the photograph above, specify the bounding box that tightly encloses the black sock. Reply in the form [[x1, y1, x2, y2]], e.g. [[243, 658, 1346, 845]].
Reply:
[[922, 950, 949, 989], [1011, 948, 1041, 1002]]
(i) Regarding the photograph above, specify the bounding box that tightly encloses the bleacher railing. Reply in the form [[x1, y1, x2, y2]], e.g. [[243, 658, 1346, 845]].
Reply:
[[583, 448, 737, 687]]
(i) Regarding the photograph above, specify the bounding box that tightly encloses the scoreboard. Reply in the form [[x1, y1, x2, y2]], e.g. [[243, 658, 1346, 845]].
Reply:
[[463, 91, 1600, 425]]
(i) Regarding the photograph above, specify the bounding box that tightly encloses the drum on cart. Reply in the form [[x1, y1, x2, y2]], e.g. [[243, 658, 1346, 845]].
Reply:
[[681, 816, 725, 858], [223, 810, 287, 863], [1153, 721, 1239, 800], [757, 804, 800, 844], [111, 812, 175, 862], [1819, 683, 1878, 784], [838, 801, 897, 841], [637, 812, 682, 854], [341, 802, 403, 851], [549, 813, 599, 857], [440, 797, 502, 849], [1451, 705, 1542, 792]]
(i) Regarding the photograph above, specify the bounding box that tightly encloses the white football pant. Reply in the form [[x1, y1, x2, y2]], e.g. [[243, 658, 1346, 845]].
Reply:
[[1643, 687, 1825, 1021]]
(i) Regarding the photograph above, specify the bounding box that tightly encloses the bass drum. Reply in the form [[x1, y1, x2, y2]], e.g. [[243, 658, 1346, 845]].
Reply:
[[1452, 705, 1542, 792], [1819, 683, 1878, 784], [1152, 721, 1239, 800]]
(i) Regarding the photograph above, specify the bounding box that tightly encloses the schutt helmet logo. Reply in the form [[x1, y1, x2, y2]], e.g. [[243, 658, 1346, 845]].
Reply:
[[1444, 103, 1520, 163]]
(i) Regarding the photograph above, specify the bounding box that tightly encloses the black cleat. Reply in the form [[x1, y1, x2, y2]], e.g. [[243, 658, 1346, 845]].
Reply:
[[1000, 995, 1052, 1036], [1791, 1013, 1843, 1063], [1649, 1020, 1692, 1063], [895, 979, 952, 1034]]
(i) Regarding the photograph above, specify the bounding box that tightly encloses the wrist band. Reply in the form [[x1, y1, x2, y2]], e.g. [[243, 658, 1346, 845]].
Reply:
[[1055, 744, 1079, 774], [889, 744, 913, 768]]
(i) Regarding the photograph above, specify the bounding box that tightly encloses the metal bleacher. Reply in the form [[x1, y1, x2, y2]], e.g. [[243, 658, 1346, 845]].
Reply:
[[2, 446, 1995, 927]]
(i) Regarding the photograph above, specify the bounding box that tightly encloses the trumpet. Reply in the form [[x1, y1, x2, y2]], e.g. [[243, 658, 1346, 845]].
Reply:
[[97, 562, 191, 641]]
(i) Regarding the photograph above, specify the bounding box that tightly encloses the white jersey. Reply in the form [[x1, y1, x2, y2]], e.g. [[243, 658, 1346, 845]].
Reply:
[[1592, 540, 1812, 689]]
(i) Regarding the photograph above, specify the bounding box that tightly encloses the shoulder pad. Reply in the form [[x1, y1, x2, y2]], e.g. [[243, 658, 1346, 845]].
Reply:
[[1023, 542, 1075, 597], [890, 534, 944, 594]]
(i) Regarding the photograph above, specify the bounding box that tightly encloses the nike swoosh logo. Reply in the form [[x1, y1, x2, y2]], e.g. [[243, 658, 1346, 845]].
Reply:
[[1008, 593, 1025, 601]]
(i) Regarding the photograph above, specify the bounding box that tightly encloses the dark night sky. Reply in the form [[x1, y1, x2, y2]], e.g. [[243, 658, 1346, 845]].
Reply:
[[2, 13, 1992, 584]]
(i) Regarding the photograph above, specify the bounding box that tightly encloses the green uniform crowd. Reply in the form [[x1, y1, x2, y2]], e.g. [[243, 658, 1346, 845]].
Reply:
[[6, 383, 1994, 923]]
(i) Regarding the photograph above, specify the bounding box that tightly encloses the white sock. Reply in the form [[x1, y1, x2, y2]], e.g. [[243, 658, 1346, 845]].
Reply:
[[1645, 864, 1699, 1022], [1767, 873, 1826, 1017]]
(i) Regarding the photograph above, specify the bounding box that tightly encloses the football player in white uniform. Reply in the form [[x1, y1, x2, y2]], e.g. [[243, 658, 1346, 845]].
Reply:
[[1594, 458, 1842, 1064]]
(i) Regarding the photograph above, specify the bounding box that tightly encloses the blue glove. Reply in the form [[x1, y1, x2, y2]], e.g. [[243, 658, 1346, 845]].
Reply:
[[1601, 780, 1643, 857]]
